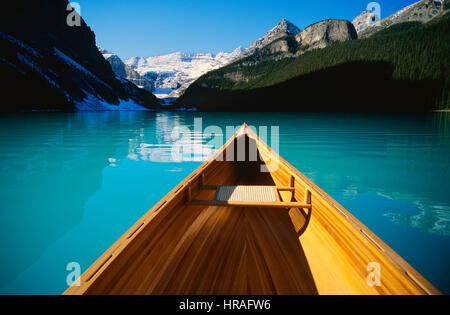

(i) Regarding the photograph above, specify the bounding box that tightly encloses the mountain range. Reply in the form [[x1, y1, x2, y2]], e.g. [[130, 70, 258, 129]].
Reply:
[[104, 18, 312, 100], [176, 0, 450, 111], [123, 48, 245, 99], [0, 0, 448, 112], [103, 17, 353, 101], [101, 19, 305, 100]]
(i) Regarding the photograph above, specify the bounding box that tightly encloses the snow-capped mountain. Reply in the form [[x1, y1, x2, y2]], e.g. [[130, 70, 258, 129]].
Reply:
[[100, 48, 154, 93], [125, 47, 245, 99]]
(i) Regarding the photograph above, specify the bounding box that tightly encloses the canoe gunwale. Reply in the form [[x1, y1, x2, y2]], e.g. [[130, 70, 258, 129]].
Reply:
[[64, 124, 245, 295], [64, 123, 441, 295], [245, 125, 440, 295]]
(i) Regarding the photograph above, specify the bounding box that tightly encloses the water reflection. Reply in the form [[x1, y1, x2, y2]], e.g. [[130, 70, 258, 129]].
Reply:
[[127, 112, 217, 162], [0, 113, 121, 289], [433, 112, 450, 136], [384, 198, 450, 236], [274, 113, 450, 238]]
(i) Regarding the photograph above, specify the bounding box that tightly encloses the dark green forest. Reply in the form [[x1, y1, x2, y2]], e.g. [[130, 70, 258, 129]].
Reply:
[[179, 13, 450, 111]]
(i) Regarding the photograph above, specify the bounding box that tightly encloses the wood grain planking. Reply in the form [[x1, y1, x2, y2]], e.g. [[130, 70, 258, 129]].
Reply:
[[65, 124, 440, 295]]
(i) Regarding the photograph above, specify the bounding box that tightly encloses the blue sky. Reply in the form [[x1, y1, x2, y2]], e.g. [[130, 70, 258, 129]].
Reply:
[[76, 0, 418, 59]]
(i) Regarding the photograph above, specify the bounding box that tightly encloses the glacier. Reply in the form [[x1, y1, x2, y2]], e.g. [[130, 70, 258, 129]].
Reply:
[[124, 47, 245, 99]]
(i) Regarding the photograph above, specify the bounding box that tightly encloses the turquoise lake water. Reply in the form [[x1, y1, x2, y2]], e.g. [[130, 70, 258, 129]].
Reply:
[[0, 112, 449, 294]]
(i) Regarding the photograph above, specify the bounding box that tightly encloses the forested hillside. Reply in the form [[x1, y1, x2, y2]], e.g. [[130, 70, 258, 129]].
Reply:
[[178, 13, 450, 111]]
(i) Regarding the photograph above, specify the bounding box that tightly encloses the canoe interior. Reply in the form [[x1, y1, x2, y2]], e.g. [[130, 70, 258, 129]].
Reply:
[[65, 125, 439, 295]]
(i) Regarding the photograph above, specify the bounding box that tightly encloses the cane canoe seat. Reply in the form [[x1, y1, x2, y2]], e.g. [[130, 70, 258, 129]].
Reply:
[[216, 186, 277, 203], [187, 184, 312, 209]]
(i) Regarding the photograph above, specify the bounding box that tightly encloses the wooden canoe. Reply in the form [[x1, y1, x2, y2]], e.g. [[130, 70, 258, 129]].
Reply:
[[64, 123, 440, 295]]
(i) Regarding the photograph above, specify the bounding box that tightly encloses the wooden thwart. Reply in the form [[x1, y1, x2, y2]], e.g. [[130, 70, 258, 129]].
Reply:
[[201, 185, 295, 192], [187, 200, 312, 209], [187, 185, 311, 209]]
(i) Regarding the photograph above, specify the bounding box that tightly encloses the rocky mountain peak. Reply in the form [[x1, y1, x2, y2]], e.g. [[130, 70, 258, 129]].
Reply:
[[254, 19, 300, 46], [352, 10, 380, 33], [101, 50, 154, 93], [241, 19, 301, 57], [357, 0, 446, 38], [296, 19, 358, 51], [275, 19, 302, 36], [231, 46, 246, 56], [98, 47, 113, 55]]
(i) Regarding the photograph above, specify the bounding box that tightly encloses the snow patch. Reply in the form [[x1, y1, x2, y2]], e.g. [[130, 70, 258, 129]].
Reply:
[[16, 52, 61, 88], [0, 32, 41, 57], [385, 0, 422, 22], [54, 48, 111, 89], [75, 91, 149, 111], [115, 75, 129, 84], [0, 56, 25, 74]]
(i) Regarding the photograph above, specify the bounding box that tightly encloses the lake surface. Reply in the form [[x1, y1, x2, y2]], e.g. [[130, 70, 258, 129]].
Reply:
[[0, 112, 449, 294]]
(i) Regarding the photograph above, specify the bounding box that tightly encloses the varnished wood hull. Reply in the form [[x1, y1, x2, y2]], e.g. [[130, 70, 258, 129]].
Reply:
[[64, 124, 440, 295]]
